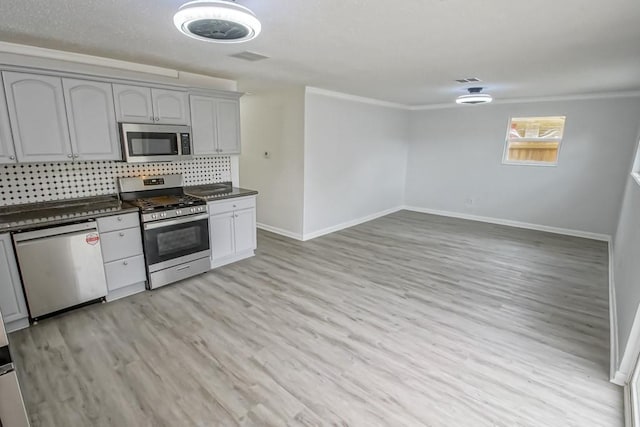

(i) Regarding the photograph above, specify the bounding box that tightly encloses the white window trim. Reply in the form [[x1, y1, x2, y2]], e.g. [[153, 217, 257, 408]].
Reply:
[[501, 116, 565, 167]]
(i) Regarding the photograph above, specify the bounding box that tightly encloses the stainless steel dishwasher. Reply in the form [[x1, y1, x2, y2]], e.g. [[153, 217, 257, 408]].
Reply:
[[13, 221, 108, 319]]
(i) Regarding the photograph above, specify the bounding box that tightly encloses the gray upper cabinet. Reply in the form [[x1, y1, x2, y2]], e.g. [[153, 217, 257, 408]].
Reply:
[[151, 88, 190, 125], [190, 95, 240, 155], [114, 85, 189, 125], [113, 84, 154, 123], [63, 79, 121, 161], [216, 99, 241, 154], [190, 95, 217, 155], [3, 72, 72, 162], [0, 77, 17, 164]]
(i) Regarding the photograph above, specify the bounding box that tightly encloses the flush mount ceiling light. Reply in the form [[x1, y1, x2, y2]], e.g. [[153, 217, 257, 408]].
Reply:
[[174, 0, 261, 43], [456, 87, 493, 105]]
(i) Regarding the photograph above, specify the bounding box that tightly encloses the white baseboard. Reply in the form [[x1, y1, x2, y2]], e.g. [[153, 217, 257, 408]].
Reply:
[[402, 206, 611, 242], [302, 206, 403, 241], [615, 304, 640, 387], [610, 240, 621, 384], [256, 223, 304, 241]]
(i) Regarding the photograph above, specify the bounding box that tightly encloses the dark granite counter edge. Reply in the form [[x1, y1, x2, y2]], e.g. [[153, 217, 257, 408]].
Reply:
[[184, 187, 258, 201], [0, 206, 141, 234], [0, 194, 140, 233]]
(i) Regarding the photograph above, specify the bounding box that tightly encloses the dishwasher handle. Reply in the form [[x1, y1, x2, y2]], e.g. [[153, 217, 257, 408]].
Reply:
[[13, 220, 98, 242]]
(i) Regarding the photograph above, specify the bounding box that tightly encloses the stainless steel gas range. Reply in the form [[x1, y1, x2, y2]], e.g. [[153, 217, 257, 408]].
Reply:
[[119, 174, 210, 289]]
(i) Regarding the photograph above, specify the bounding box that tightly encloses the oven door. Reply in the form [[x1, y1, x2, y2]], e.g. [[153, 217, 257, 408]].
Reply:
[[143, 214, 210, 272]]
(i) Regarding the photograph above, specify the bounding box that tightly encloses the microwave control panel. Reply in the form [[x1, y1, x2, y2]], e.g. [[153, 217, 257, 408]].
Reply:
[[181, 133, 191, 155]]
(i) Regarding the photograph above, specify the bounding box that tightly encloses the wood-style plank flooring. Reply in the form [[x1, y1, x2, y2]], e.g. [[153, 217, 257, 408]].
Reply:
[[9, 211, 622, 426]]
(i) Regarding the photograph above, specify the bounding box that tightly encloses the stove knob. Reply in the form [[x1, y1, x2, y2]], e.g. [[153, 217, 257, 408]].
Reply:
[[176, 210, 182, 215], [151, 214, 157, 219], [161, 212, 167, 218], [190, 208, 195, 213]]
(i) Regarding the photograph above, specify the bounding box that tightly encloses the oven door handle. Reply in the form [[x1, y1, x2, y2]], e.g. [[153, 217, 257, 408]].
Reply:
[[143, 213, 209, 230]]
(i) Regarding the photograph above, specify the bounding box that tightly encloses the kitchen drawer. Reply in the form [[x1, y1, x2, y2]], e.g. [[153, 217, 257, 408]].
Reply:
[[104, 255, 146, 291], [97, 212, 140, 233], [208, 196, 255, 215], [100, 227, 143, 262]]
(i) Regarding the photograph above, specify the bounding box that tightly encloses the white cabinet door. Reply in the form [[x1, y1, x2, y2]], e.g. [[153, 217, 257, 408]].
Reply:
[[0, 77, 17, 164], [152, 89, 190, 125], [0, 234, 28, 325], [210, 212, 235, 260], [234, 208, 256, 253], [3, 72, 73, 162], [216, 99, 241, 154], [63, 79, 121, 161], [113, 84, 154, 123], [190, 95, 218, 155]]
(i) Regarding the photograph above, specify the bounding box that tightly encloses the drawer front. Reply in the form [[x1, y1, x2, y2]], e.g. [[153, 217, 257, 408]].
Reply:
[[97, 212, 140, 233], [104, 255, 146, 291], [208, 196, 255, 215], [100, 227, 143, 262]]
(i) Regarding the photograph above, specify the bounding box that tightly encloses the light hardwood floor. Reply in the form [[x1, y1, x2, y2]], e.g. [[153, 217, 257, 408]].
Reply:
[[9, 211, 622, 426]]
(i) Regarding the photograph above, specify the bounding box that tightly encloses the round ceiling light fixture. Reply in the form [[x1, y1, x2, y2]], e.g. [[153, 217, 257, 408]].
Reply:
[[174, 0, 261, 43], [456, 87, 493, 105]]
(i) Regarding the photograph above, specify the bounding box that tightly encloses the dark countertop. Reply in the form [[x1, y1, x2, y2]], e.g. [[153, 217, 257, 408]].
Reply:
[[184, 182, 258, 201], [0, 195, 139, 233]]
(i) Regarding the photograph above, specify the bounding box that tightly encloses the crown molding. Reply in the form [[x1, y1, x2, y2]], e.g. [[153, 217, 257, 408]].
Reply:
[[408, 90, 640, 110], [305, 86, 408, 110], [305, 85, 640, 111], [0, 41, 179, 78]]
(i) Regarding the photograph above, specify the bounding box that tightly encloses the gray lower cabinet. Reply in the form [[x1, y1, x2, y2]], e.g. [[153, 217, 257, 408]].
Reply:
[[97, 213, 147, 301], [190, 95, 241, 155], [208, 196, 257, 268], [0, 234, 28, 332]]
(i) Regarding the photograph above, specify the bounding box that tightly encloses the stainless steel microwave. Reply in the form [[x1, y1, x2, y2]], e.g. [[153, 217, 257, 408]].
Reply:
[[120, 123, 193, 163]]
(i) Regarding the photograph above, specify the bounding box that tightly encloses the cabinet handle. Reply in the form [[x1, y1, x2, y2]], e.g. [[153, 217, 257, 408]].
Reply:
[[9, 155, 14, 160], [67, 154, 73, 158], [232, 205, 237, 208], [234, 214, 238, 218], [117, 217, 123, 222], [73, 154, 79, 158], [119, 232, 125, 237], [155, 117, 160, 121], [123, 260, 128, 266]]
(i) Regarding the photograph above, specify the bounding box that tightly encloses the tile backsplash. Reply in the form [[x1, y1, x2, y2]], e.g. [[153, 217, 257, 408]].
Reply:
[[0, 157, 232, 205]]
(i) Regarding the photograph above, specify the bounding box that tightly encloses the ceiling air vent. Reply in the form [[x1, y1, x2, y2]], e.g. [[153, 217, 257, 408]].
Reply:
[[455, 77, 482, 83], [229, 51, 270, 61]]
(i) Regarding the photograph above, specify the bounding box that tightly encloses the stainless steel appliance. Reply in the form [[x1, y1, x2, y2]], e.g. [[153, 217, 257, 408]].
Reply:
[[0, 309, 31, 427], [13, 221, 108, 320], [119, 174, 210, 289], [120, 123, 192, 163]]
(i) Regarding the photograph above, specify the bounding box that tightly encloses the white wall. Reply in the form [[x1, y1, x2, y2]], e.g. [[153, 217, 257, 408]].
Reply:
[[611, 119, 640, 381], [303, 89, 408, 237], [238, 85, 306, 237], [405, 97, 640, 236]]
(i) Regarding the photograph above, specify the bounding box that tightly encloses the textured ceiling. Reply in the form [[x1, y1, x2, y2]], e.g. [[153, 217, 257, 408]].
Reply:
[[0, 0, 638, 105]]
